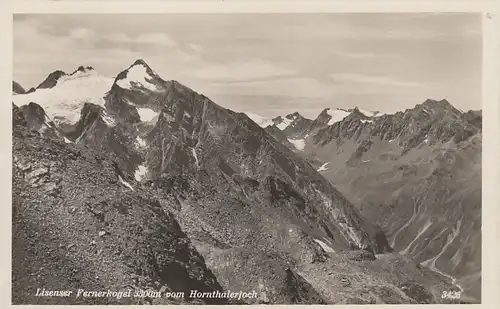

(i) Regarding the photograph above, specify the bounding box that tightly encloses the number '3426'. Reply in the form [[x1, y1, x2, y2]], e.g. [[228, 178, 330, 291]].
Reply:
[[441, 291, 461, 299]]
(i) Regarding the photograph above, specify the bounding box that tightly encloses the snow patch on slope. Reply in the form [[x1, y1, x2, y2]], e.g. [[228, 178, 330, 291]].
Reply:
[[12, 70, 113, 125], [276, 118, 293, 130], [118, 175, 134, 191], [135, 136, 147, 148], [244, 112, 274, 128], [314, 238, 336, 253], [117, 64, 158, 91], [288, 138, 305, 151], [192, 147, 199, 167], [327, 108, 350, 125], [357, 108, 381, 117], [317, 162, 330, 172], [134, 164, 148, 181], [101, 111, 116, 127], [137, 108, 158, 122]]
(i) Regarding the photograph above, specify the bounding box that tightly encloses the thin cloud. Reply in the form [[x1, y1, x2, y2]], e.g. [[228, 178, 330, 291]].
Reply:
[[69, 27, 95, 41], [137, 33, 177, 47], [206, 77, 336, 99], [106, 33, 133, 43], [188, 43, 203, 53], [191, 59, 297, 83], [105, 32, 177, 47], [329, 73, 429, 88]]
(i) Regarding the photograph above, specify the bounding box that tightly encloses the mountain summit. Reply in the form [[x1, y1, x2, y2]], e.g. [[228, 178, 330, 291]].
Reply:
[[113, 59, 164, 92]]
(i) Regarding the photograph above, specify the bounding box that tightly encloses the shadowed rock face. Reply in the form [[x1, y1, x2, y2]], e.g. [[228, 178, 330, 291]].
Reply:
[[14, 102, 65, 142], [13, 81, 26, 94], [279, 112, 314, 138], [36, 70, 67, 90], [273, 99, 481, 303], [265, 124, 295, 149], [461, 110, 482, 129], [12, 60, 465, 305], [33, 66, 96, 91], [135, 79, 392, 256]]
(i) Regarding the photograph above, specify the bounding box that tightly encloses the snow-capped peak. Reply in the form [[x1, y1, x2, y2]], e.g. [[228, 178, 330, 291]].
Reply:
[[244, 112, 274, 128], [12, 67, 114, 126], [245, 111, 306, 131], [324, 107, 382, 126], [55, 67, 101, 86], [351, 107, 382, 118], [115, 59, 161, 92], [326, 108, 350, 125]]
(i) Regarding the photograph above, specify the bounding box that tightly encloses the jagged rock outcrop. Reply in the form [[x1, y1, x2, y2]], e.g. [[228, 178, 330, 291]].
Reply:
[[14, 102, 66, 142]]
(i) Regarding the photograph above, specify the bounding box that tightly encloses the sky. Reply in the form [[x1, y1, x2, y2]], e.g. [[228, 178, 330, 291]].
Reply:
[[13, 13, 482, 119]]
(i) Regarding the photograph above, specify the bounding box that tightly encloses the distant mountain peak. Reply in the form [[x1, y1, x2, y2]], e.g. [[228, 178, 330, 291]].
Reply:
[[72, 65, 94, 75], [12, 81, 26, 95], [423, 98, 448, 104], [285, 112, 304, 121], [346, 107, 370, 120], [347, 107, 380, 118], [273, 115, 284, 122], [324, 108, 351, 126], [244, 112, 275, 128], [128, 59, 159, 76], [33, 65, 99, 91], [113, 59, 164, 92], [132, 58, 149, 67], [36, 70, 67, 90], [413, 98, 462, 117], [421, 98, 455, 110]]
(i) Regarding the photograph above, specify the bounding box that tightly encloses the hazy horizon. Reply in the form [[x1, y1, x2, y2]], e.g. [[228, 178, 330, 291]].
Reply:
[[13, 13, 482, 118]]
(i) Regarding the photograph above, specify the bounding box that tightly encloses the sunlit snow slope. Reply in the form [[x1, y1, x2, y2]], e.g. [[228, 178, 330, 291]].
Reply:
[[13, 70, 114, 126]]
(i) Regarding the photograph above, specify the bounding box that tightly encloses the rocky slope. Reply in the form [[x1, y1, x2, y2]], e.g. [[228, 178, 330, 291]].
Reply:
[[12, 60, 465, 304], [270, 99, 482, 303], [12, 106, 230, 305]]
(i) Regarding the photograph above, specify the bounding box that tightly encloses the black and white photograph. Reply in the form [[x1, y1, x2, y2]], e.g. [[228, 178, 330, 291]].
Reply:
[[11, 11, 484, 305]]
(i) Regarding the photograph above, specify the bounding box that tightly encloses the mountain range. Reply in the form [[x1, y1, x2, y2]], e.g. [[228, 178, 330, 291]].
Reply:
[[247, 97, 482, 302], [12, 60, 478, 304]]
